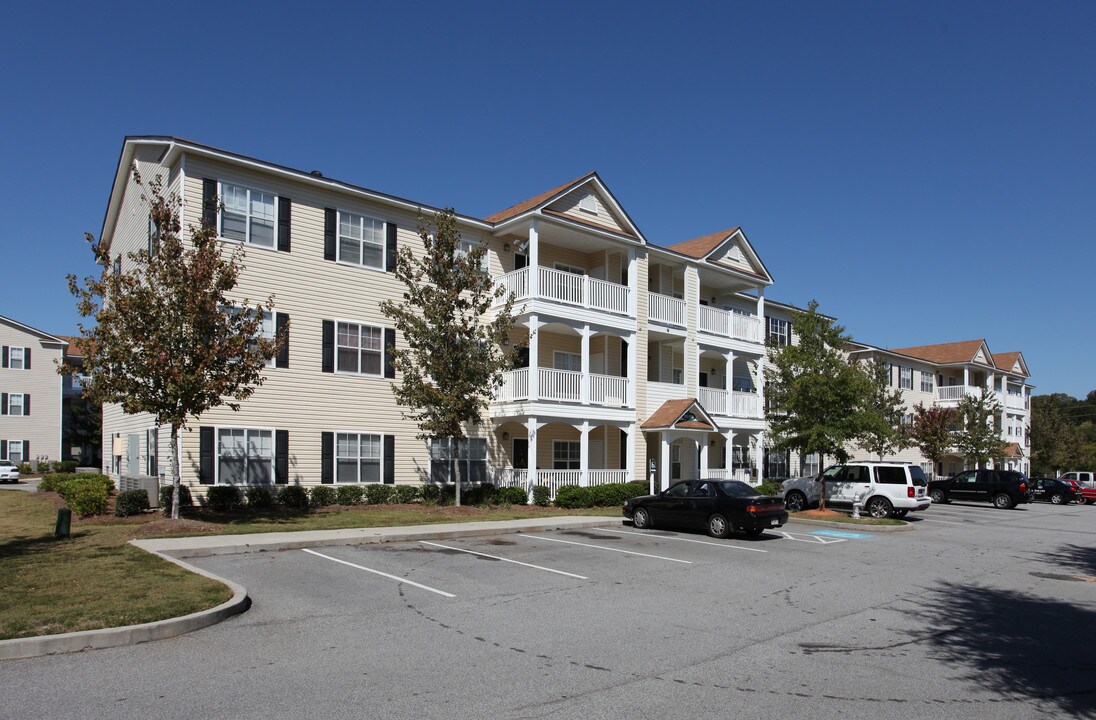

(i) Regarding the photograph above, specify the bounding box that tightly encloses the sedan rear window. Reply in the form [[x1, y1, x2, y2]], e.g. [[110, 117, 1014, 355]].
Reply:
[[718, 481, 757, 498]]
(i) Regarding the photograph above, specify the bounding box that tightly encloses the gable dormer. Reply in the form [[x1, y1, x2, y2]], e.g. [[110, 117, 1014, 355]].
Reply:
[[545, 185, 632, 236]]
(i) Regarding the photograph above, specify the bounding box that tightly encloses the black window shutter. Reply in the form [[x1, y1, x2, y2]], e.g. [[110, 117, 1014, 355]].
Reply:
[[620, 338, 628, 378], [23, 394, 29, 416], [1, 393, 7, 415], [275, 430, 289, 485], [199, 426, 214, 485], [277, 197, 291, 252], [324, 208, 336, 261], [0, 440, 6, 459], [202, 179, 218, 229], [384, 328, 396, 378], [276, 313, 289, 368], [383, 435, 395, 484], [385, 222, 398, 272], [321, 432, 334, 484], [322, 320, 334, 373], [24, 348, 30, 370], [2, 346, 7, 368], [22, 441, 28, 461]]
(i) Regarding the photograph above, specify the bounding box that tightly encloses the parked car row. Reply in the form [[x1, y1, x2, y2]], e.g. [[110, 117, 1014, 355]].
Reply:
[[927, 470, 1031, 508]]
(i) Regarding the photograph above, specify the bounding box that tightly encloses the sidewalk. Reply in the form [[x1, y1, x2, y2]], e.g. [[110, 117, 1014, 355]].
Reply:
[[1, 515, 617, 661]]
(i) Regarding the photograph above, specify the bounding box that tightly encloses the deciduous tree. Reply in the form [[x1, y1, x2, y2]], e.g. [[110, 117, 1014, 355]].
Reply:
[[61, 169, 283, 519], [908, 404, 958, 477], [379, 208, 515, 506], [855, 358, 910, 460], [953, 387, 1009, 470]]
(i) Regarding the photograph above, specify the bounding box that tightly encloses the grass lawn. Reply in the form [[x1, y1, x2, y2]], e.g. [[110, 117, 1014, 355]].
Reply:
[[792, 508, 904, 526], [0, 490, 619, 640]]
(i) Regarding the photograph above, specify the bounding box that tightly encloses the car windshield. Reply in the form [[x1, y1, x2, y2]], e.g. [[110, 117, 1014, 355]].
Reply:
[[0, 460, 13, 467], [718, 481, 758, 498]]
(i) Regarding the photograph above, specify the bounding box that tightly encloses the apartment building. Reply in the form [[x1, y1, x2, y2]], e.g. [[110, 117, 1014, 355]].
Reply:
[[0, 315, 69, 465], [846, 339, 1032, 477], [97, 137, 794, 495]]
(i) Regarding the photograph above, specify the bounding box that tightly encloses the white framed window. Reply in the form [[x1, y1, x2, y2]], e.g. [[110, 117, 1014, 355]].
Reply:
[[147, 428, 158, 476], [456, 237, 489, 272], [259, 310, 274, 367], [7, 394, 24, 416], [553, 440, 580, 470], [336, 432, 382, 483], [338, 211, 385, 269], [217, 428, 273, 485], [554, 262, 585, 275], [220, 182, 275, 248], [670, 443, 682, 479], [336, 322, 383, 375], [9, 347, 25, 370], [430, 437, 487, 484], [7, 440, 24, 463], [767, 318, 789, 346], [578, 194, 597, 214], [553, 351, 581, 372], [899, 367, 913, 390], [921, 370, 934, 393]]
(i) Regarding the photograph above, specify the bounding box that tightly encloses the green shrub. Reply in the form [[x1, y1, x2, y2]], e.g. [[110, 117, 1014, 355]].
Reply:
[[532, 485, 551, 507], [115, 489, 150, 517], [58, 460, 79, 473], [365, 484, 395, 504], [553, 485, 590, 509], [554, 481, 649, 509], [336, 485, 365, 505], [51, 460, 65, 473], [392, 485, 420, 504], [310, 485, 337, 507], [66, 481, 110, 516], [54, 474, 114, 501], [455, 483, 496, 506], [17, 463, 32, 475], [421, 484, 442, 505], [277, 484, 310, 510], [204, 486, 242, 512], [495, 486, 529, 505], [754, 481, 783, 496], [160, 484, 194, 515], [37, 474, 66, 492], [246, 486, 274, 508]]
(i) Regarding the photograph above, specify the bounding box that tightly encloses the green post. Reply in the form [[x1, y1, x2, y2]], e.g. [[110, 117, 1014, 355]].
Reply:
[[55, 508, 71, 539]]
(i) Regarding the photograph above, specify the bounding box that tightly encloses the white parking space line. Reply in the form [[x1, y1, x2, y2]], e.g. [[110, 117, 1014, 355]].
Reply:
[[778, 530, 846, 544], [915, 517, 969, 525], [302, 548, 455, 598], [419, 541, 589, 579], [591, 527, 767, 553], [518, 534, 693, 564]]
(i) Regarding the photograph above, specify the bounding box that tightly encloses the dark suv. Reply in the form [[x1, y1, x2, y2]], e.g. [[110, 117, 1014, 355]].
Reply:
[[928, 470, 1030, 509]]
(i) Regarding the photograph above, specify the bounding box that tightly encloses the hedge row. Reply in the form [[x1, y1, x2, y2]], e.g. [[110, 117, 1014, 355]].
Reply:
[[553, 481, 649, 509], [40, 473, 115, 517]]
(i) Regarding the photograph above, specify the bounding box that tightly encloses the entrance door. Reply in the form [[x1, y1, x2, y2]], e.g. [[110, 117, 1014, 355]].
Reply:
[[589, 439, 605, 470], [127, 434, 140, 476], [512, 438, 528, 470]]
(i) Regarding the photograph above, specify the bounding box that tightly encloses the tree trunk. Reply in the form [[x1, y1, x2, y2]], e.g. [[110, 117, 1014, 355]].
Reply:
[[817, 452, 826, 511], [170, 423, 182, 520], [452, 436, 461, 508]]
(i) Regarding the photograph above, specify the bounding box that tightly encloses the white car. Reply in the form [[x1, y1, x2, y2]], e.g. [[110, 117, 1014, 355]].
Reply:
[[781, 462, 931, 518], [0, 460, 21, 483]]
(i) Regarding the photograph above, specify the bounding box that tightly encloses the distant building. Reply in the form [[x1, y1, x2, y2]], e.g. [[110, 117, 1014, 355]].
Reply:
[[0, 315, 69, 466]]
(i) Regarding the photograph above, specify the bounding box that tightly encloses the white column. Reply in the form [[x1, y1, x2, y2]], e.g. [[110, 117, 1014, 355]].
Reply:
[[627, 332, 637, 407], [626, 425, 636, 480], [660, 433, 672, 491], [580, 325, 591, 405], [756, 289, 766, 345], [627, 248, 638, 318], [756, 289, 765, 417], [580, 421, 589, 487], [528, 315, 540, 402], [754, 432, 764, 483], [525, 417, 540, 501], [963, 366, 970, 388], [699, 437, 710, 477], [528, 220, 540, 299]]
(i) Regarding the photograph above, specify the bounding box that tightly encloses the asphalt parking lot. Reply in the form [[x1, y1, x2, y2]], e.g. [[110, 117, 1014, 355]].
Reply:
[[4, 501, 1095, 720]]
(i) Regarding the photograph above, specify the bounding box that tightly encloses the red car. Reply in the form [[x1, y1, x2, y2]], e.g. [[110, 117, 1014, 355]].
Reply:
[[1061, 478, 1096, 505]]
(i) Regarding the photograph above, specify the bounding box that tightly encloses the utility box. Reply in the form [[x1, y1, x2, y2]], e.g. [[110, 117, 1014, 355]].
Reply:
[[120, 475, 161, 508], [55, 508, 71, 539]]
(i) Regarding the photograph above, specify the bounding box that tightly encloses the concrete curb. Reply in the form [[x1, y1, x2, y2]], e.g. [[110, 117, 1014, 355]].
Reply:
[[0, 516, 617, 660], [786, 515, 912, 532]]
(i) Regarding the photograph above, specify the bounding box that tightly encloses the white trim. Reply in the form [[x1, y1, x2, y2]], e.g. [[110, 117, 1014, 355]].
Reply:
[[335, 208, 387, 271], [213, 426, 276, 486], [552, 439, 580, 470], [216, 179, 279, 251], [333, 319, 386, 377], [332, 430, 384, 484]]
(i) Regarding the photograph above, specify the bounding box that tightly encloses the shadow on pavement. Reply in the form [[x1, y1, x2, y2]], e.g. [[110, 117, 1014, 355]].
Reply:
[[1039, 543, 1096, 577], [915, 582, 1096, 718]]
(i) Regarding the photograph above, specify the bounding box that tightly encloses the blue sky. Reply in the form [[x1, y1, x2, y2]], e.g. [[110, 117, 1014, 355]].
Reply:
[[1, 1, 1092, 398]]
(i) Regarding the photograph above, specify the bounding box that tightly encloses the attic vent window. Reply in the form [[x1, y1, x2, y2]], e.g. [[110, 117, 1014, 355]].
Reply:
[[578, 194, 597, 214], [681, 412, 697, 422]]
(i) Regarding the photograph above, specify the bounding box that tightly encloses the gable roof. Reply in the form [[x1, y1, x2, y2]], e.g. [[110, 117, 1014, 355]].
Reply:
[[661, 227, 773, 285], [640, 398, 719, 432], [890, 340, 993, 366], [0, 315, 67, 345], [1002, 442, 1024, 458], [991, 352, 1029, 377], [666, 228, 741, 258], [484, 173, 595, 223]]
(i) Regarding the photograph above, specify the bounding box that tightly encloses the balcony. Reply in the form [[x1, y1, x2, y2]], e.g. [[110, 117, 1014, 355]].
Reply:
[[648, 293, 686, 327], [1004, 394, 1027, 411], [936, 385, 980, 404], [698, 306, 762, 344], [495, 267, 631, 316], [698, 387, 761, 418], [497, 368, 631, 407]]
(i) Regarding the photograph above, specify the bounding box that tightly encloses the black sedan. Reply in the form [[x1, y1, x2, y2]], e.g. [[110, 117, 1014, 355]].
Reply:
[[1029, 477, 1081, 505], [622, 479, 787, 538]]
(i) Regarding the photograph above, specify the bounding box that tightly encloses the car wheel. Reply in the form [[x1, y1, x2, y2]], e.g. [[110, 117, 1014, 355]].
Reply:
[[1050, 493, 1064, 505], [929, 489, 947, 504], [866, 497, 893, 519], [785, 491, 807, 513], [893, 509, 908, 518], [745, 528, 764, 537], [708, 514, 731, 539], [632, 507, 652, 530], [993, 493, 1014, 509]]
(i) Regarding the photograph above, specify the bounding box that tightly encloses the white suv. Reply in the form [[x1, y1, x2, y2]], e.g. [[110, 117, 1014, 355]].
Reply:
[[781, 462, 931, 518]]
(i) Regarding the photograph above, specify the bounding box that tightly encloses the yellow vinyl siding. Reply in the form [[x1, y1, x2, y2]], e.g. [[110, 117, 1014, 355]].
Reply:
[[547, 188, 628, 235], [0, 322, 64, 462]]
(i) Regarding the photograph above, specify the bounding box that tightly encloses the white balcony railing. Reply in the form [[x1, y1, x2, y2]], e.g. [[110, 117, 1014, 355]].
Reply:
[[494, 267, 631, 316], [937, 385, 979, 402], [698, 387, 761, 418], [493, 468, 632, 499], [496, 369, 632, 407], [1005, 394, 1027, 411], [700, 468, 754, 484], [698, 306, 763, 343], [648, 293, 686, 327]]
